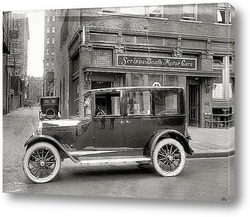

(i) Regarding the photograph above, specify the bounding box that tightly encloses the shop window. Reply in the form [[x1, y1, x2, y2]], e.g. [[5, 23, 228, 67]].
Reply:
[[95, 92, 121, 116], [148, 74, 164, 86], [212, 83, 223, 99], [83, 93, 92, 117], [154, 90, 179, 115], [126, 91, 151, 115], [182, 4, 197, 21]]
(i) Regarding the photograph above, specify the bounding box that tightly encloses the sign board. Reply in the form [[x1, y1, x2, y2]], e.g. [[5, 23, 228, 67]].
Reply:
[[117, 55, 197, 70]]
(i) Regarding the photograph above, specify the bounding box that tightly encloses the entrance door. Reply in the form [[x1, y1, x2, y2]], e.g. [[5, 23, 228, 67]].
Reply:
[[188, 85, 200, 127]]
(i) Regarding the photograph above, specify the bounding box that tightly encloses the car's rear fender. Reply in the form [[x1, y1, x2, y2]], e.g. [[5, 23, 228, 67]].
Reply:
[[24, 135, 79, 163], [144, 129, 194, 157]]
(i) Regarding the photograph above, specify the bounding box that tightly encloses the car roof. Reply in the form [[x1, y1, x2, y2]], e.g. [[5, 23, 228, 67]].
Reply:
[[85, 86, 184, 94]]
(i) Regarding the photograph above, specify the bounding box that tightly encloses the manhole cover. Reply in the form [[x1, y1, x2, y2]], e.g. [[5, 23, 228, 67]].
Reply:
[[3, 182, 28, 193]]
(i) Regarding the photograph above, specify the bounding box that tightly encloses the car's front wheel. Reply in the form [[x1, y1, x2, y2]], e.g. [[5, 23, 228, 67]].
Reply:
[[22, 142, 61, 183], [153, 138, 186, 177]]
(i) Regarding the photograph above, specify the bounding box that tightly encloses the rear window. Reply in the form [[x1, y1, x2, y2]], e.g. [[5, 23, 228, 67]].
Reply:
[[154, 90, 181, 115]]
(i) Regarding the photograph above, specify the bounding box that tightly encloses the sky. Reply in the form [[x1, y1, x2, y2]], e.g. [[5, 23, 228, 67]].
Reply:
[[25, 10, 45, 77]]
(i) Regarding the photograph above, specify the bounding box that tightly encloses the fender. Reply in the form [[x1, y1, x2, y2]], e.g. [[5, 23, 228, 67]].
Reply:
[[24, 135, 79, 163], [145, 129, 194, 157]]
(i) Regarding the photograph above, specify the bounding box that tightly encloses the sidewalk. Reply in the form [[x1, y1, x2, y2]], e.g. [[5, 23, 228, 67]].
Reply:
[[188, 126, 235, 158]]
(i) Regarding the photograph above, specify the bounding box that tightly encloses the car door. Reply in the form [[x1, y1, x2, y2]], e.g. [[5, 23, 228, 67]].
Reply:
[[124, 89, 154, 156], [93, 90, 125, 153]]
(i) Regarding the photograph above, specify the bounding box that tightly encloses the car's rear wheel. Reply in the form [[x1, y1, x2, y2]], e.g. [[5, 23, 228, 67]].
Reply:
[[22, 142, 61, 183], [153, 138, 186, 177]]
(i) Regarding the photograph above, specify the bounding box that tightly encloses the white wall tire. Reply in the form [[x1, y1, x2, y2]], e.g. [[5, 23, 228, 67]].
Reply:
[[153, 138, 186, 177], [22, 142, 61, 183]]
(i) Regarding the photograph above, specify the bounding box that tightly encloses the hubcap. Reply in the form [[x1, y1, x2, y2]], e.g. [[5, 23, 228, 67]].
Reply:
[[28, 148, 56, 179], [157, 144, 181, 172]]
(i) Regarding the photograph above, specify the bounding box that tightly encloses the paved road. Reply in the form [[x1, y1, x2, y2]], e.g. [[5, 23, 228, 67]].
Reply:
[[2, 107, 234, 201]]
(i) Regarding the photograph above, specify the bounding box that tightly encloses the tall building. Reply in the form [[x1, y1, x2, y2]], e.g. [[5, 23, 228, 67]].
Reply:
[[54, 3, 235, 127], [2, 11, 12, 114], [7, 12, 29, 111], [43, 10, 56, 96]]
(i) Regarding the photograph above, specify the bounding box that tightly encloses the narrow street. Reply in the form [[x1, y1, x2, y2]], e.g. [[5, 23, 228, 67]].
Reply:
[[3, 107, 234, 201]]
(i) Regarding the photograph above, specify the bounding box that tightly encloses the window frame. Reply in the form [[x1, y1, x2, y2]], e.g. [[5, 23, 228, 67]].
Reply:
[[125, 90, 152, 116], [182, 4, 197, 21]]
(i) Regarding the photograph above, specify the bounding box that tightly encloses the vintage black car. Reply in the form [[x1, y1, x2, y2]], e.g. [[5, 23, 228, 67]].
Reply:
[[22, 87, 194, 183], [39, 96, 60, 120]]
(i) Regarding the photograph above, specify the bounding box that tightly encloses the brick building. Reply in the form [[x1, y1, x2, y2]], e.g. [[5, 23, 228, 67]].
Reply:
[[7, 13, 29, 111], [43, 10, 56, 96], [2, 12, 12, 115], [54, 3, 235, 127]]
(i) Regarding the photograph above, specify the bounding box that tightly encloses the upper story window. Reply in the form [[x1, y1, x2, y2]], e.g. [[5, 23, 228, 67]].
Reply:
[[148, 6, 163, 18], [47, 16, 50, 22], [52, 26, 55, 33], [52, 15, 55, 22], [46, 48, 49, 55], [102, 6, 163, 18], [46, 37, 50, 44], [119, 6, 146, 16], [47, 26, 50, 33], [217, 3, 232, 24], [213, 56, 224, 65], [51, 37, 55, 44], [182, 4, 197, 21]]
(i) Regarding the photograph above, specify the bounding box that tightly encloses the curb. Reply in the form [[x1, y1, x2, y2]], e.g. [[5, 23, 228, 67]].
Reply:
[[189, 149, 235, 159]]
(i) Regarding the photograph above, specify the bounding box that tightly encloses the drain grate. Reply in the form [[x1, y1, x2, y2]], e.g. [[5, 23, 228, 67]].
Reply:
[[3, 182, 28, 193]]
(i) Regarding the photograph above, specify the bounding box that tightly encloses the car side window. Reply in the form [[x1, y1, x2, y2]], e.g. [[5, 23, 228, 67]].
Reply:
[[126, 90, 151, 115], [95, 92, 121, 116], [154, 90, 179, 115]]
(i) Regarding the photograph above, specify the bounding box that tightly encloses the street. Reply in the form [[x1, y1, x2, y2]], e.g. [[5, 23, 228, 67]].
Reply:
[[3, 107, 234, 201]]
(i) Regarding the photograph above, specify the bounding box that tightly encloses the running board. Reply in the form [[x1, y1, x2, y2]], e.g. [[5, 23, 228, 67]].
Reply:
[[79, 156, 151, 166]]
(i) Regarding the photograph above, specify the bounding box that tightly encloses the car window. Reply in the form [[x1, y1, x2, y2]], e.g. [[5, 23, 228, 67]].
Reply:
[[154, 90, 179, 115], [95, 92, 121, 116], [126, 90, 151, 115]]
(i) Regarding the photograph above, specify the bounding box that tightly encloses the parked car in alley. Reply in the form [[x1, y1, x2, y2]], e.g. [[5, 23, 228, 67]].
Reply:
[[22, 86, 194, 183], [39, 96, 60, 120], [23, 99, 32, 108]]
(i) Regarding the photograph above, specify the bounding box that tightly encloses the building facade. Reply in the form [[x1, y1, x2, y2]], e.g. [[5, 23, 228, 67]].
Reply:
[[6, 13, 29, 112], [43, 10, 56, 96], [2, 11, 12, 115], [54, 3, 235, 127], [26, 76, 43, 105]]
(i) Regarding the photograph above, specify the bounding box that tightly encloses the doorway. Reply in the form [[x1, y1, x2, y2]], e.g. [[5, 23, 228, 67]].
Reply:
[[188, 85, 200, 127]]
